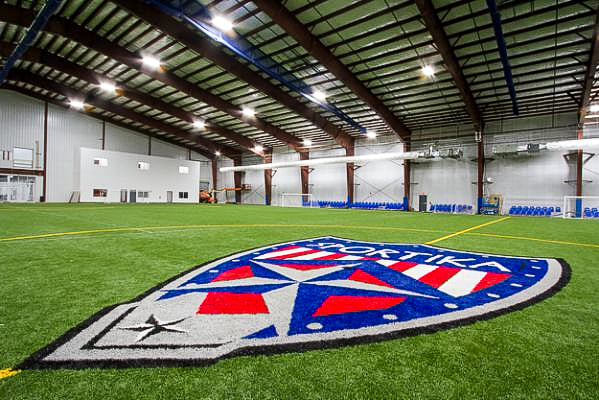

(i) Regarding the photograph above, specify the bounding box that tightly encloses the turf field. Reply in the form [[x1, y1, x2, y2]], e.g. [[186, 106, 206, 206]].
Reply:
[[1, 203, 598, 399]]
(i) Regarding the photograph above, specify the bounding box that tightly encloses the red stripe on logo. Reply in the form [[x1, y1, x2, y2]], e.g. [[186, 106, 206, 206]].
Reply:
[[272, 249, 320, 259], [418, 267, 461, 288]]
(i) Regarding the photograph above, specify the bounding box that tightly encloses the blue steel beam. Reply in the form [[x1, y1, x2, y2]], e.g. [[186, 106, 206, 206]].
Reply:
[[0, 0, 62, 85], [487, 0, 519, 115], [143, 0, 366, 133]]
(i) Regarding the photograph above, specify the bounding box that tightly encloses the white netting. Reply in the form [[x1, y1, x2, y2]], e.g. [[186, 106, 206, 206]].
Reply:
[[563, 196, 599, 219], [279, 193, 315, 207]]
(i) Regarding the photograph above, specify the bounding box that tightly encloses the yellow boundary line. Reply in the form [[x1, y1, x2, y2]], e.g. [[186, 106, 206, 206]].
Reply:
[[469, 232, 599, 249], [1, 219, 598, 249], [0, 368, 21, 380], [425, 217, 511, 245], [0, 224, 444, 242]]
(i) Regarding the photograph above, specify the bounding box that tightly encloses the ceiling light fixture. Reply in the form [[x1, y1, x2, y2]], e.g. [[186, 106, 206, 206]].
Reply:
[[242, 107, 255, 118], [211, 15, 233, 32], [312, 89, 327, 102], [99, 81, 117, 93], [254, 144, 264, 153], [303, 139, 312, 147], [421, 64, 435, 78], [193, 120, 206, 129], [215, 151, 221, 156], [366, 130, 377, 139], [141, 55, 161, 70], [590, 104, 599, 113], [69, 99, 85, 110]]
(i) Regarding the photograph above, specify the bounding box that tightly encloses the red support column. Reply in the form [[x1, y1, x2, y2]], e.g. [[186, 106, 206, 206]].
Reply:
[[577, 129, 583, 197], [477, 140, 485, 214], [264, 153, 273, 205], [300, 152, 309, 203], [212, 158, 218, 192], [346, 142, 355, 204], [101, 120, 106, 150], [42, 101, 48, 202], [233, 157, 242, 204], [403, 141, 411, 211]]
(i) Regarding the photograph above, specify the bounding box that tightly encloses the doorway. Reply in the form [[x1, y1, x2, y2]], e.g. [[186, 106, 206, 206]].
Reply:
[[129, 190, 136, 203], [419, 194, 427, 212], [166, 191, 173, 203], [120, 189, 128, 203]]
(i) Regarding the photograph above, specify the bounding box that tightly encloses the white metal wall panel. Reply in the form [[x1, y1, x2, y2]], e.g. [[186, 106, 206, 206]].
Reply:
[[151, 138, 189, 159], [354, 141, 405, 203], [272, 152, 301, 206], [411, 157, 477, 209], [0, 90, 45, 170], [309, 147, 347, 201], [46, 105, 103, 202], [104, 123, 148, 155]]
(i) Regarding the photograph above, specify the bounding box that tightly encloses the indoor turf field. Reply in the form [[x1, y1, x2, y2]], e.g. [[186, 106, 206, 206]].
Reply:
[[1, 203, 598, 399]]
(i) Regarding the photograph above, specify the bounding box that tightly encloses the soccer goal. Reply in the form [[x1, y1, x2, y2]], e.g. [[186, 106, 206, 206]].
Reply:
[[279, 193, 315, 207], [563, 196, 599, 219]]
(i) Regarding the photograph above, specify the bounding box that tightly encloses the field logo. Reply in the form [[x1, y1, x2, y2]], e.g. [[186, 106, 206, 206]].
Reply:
[[20, 236, 569, 369]]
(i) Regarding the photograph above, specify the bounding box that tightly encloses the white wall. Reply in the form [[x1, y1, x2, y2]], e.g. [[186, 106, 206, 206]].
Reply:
[[310, 147, 347, 202], [79, 148, 200, 203], [354, 141, 405, 203], [0, 89, 210, 202], [272, 152, 302, 206]]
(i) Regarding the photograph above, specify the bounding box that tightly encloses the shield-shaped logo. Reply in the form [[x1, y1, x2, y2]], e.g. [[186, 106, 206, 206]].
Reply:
[[20, 236, 569, 369]]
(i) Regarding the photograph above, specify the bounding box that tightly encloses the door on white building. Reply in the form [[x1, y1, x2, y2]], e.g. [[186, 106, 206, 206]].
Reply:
[[120, 189, 127, 203], [166, 191, 173, 203]]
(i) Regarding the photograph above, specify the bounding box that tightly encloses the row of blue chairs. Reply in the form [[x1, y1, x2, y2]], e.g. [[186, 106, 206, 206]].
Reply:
[[430, 204, 473, 213], [350, 202, 405, 210], [508, 205, 560, 216], [584, 208, 599, 218], [302, 200, 405, 210]]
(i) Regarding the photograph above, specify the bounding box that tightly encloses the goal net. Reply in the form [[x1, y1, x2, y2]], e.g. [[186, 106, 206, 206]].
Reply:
[[563, 196, 599, 219], [279, 193, 315, 208]]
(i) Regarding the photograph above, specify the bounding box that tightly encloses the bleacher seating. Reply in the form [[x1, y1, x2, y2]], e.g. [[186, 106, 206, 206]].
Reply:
[[583, 207, 599, 218], [302, 200, 405, 211], [508, 205, 563, 217], [429, 204, 473, 214]]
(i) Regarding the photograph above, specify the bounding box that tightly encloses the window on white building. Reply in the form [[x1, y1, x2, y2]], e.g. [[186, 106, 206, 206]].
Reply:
[[93, 189, 107, 197], [137, 161, 150, 170], [178, 166, 189, 174], [13, 147, 33, 168], [137, 191, 150, 199], [93, 157, 108, 167], [179, 192, 189, 199]]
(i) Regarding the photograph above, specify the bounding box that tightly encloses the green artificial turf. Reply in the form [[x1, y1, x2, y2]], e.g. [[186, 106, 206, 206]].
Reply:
[[0, 203, 598, 399]]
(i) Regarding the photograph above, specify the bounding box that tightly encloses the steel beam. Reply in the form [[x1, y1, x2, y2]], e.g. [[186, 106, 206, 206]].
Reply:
[[0, 42, 267, 154], [8, 70, 240, 159], [403, 141, 410, 211], [346, 143, 355, 204], [3, 83, 216, 160], [486, 0, 519, 116], [263, 153, 273, 206], [252, 0, 410, 141], [415, 0, 483, 131], [578, 7, 599, 124], [576, 8, 599, 199], [233, 157, 242, 204], [300, 152, 310, 203], [0, 4, 304, 151], [477, 140, 485, 214], [0, 0, 61, 85], [110, 0, 355, 150]]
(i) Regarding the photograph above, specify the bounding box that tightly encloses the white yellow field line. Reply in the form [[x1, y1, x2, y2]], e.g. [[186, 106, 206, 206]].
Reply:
[[0, 368, 21, 380], [425, 216, 511, 245]]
